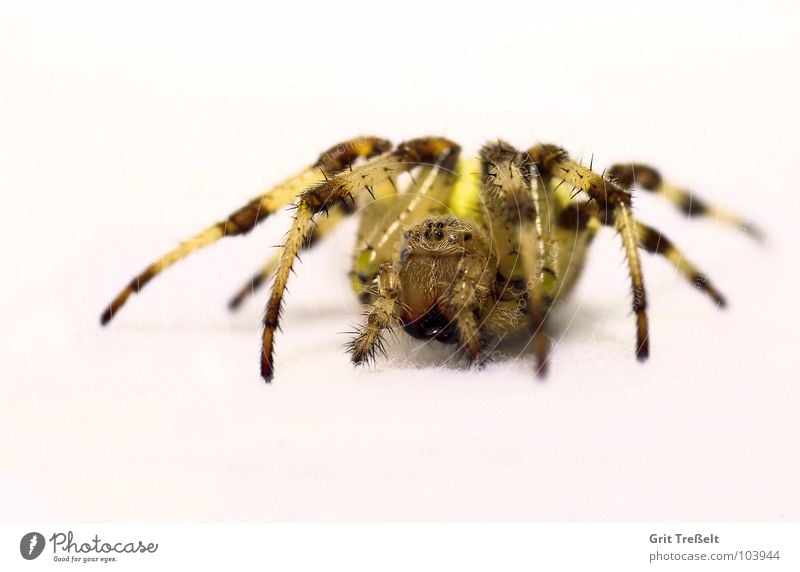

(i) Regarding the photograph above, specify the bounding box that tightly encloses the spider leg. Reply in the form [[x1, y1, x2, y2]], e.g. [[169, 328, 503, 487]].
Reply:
[[575, 196, 727, 307], [481, 300, 526, 339], [635, 221, 727, 307], [237, 159, 461, 311], [260, 137, 460, 381], [227, 202, 350, 311], [348, 263, 401, 365], [441, 265, 487, 365], [607, 163, 763, 240], [481, 141, 551, 376], [529, 144, 650, 361], [99, 136, 391, 325]]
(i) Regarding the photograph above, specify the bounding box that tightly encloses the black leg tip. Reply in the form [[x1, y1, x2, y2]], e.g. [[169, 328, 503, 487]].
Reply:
[[99, 309, 113, 326], [260, 356, 274, 383], [636, 333, 650, 361]]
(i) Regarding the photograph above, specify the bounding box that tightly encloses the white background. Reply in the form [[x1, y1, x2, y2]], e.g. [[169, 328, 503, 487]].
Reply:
[[1, 0, 799, 522]]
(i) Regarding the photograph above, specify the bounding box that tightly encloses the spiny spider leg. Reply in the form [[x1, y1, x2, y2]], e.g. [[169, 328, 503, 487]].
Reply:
[[232, 159, 455, 311], [227, 202, 351, 311], [348, 263, 401, 365], [260, 137, 461, 381], [528, 144, 650, 361], [99, 136, 391, 325], [480, 141, 552, 376], [606, 163, 763, 240], [572, 195, 728, 308], [635, 221, 727, 307]]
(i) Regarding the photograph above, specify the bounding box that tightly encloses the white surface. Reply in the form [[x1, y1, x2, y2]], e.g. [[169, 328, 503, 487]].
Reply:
[[1, 0, 799, 521]]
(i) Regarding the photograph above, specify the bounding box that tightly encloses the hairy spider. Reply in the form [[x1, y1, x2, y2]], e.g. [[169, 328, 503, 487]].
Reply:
[[100, 136, 760, 382]]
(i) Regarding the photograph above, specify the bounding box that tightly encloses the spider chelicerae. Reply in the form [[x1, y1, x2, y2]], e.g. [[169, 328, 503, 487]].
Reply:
[[100, 136, 760, 382]]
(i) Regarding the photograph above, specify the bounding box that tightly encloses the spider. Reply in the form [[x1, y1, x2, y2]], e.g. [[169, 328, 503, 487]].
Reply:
[[100, 136, 760, 382]]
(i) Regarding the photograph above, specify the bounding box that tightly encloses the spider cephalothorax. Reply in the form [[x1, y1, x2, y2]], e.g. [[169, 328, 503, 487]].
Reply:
[[396, 218, 495, 340], [100, 136, 760, 382]]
